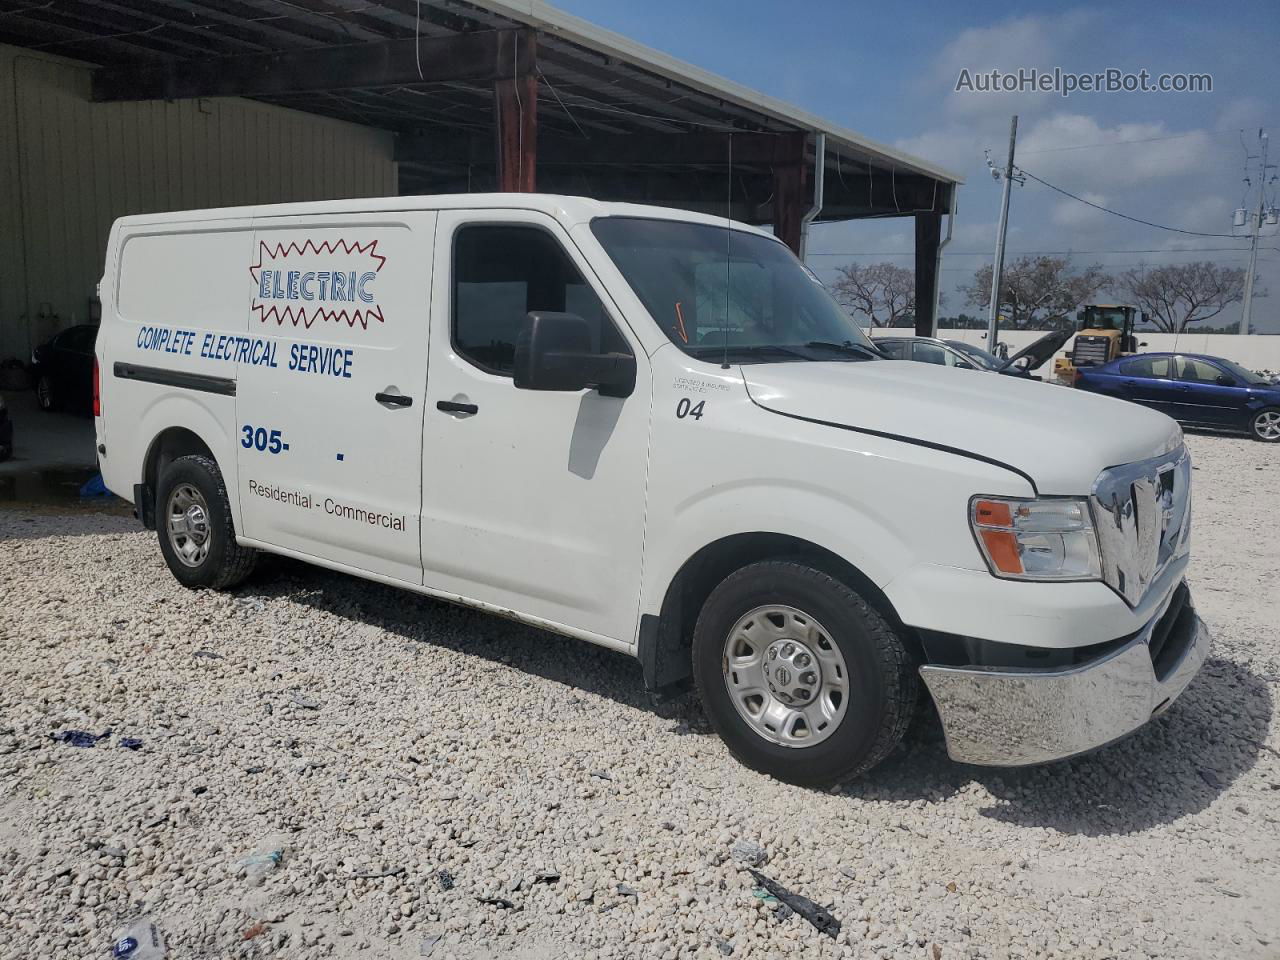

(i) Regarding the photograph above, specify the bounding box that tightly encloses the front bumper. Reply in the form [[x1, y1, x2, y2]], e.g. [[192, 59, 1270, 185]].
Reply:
[[919, 581, 1209, 766]]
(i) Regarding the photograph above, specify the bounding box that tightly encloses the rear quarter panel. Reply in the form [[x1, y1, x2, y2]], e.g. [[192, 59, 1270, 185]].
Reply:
[[96, 219, 255, 522]]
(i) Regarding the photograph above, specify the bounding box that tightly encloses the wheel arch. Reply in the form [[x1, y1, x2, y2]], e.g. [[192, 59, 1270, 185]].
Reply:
[[139, 426, 217, 529], [638, 531, 915, 696]]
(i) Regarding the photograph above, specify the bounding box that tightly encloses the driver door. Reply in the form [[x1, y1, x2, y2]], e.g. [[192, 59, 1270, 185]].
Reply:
[[418, 210, 651, 644]]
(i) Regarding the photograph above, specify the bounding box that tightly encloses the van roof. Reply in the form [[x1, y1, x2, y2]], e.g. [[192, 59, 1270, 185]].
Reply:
[[110, 193, 778, 238]]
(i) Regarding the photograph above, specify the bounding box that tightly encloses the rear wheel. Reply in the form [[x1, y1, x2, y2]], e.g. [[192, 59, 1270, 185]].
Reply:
[[156, 454, 257, 589], [1250, 408, 1280, 442], [35, 374, 58, 412], [692, 560, 918, 786]]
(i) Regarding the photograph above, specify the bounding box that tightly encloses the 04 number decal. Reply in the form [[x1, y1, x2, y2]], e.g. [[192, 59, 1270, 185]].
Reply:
[[676, 398, 705, 421], [241, 425, 290, 454]]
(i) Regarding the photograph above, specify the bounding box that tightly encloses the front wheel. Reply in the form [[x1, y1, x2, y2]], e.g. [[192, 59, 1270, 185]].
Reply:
[[692, 560, 918, 786], [156, 454, 257, 589], [1250, 408, 1280, 442]]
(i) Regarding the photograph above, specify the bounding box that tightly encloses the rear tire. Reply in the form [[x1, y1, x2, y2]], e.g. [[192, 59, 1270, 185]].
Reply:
[[692, 560, 918, 786], [156, 454, 257, 589], [1250, 407, 1280, 442], [35, 374, 58, 412]]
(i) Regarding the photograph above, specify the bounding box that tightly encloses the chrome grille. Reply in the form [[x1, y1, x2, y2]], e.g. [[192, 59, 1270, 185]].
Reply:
[[1090, 447, 1191, 607]]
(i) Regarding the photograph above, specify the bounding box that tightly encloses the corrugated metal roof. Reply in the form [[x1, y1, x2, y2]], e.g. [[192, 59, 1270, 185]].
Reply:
[[0, 0, 961, 214]]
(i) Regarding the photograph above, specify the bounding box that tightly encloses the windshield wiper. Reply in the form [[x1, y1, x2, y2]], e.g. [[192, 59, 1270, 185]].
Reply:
[[688, 344, 813, 362], [804, 340, 881, 359]]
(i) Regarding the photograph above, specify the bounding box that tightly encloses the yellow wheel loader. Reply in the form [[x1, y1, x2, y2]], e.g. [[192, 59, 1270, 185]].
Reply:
[[1053, 305, 1145, 384]]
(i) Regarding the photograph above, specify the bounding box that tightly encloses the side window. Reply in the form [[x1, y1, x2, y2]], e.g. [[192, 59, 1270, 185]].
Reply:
[[878, 340, 909, 359], [453, 225, 627, 375], [1122, 356, 1171, 379], [913, 341, 948, 365], [1177, 357, 1228, 384]]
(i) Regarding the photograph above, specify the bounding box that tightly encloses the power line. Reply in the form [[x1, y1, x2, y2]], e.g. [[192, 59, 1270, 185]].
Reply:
[[1017, 132, 1202, 156], [1016, 166, 1239, 238]]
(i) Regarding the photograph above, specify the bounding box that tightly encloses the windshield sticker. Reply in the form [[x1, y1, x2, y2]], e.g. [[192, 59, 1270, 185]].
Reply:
[[249, 238, 387, 330]]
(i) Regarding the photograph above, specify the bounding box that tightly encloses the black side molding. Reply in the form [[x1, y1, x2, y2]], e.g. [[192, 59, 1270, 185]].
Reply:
[[114, 362, 236, 397]]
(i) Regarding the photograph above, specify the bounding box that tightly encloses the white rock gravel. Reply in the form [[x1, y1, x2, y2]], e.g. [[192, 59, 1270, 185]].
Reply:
[[1, 432, 1278, 959]]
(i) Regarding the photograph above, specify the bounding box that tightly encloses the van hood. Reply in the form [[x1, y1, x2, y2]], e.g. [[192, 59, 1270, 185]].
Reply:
[[741, 360, 1183, 495]]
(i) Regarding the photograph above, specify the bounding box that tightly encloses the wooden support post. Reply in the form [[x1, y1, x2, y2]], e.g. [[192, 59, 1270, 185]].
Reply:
[[914, 211, 942, 337], [494, 30, 537, 193], [771, 132, 808, 254]]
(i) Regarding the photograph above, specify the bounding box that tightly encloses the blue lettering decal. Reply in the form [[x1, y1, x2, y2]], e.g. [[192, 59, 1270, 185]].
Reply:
[[286, 271, 300, 300], [316, 272, 330, 299], [200, 333, 212, 358], [299, 272, 315, 300], [357, 272, 376, 303], [258, 271, 272, 299], [331, 271, 348, 302]]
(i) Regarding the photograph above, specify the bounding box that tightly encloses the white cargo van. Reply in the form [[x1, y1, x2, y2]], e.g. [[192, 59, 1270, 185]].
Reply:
[[95, 195, 1208, 784]]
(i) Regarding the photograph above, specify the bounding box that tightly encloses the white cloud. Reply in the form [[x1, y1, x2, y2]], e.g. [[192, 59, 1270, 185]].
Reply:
[[935, 11, 1096, 118], [1051, 192, 1108, 227], [1015, 114, 1213, 187]]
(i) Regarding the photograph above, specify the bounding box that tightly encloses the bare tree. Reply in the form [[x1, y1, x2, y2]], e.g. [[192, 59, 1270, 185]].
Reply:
[[831, 262, 917, 327], [962, 256, 1110, 330], [1112, 262, 1255, 333]]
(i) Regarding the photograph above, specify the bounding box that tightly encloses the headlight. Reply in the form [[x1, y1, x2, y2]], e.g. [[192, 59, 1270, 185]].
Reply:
[[970, 497, 1101, 582]]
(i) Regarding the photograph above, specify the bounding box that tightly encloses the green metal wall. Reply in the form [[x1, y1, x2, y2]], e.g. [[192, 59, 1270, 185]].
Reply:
[[0, 44, 398, 360]]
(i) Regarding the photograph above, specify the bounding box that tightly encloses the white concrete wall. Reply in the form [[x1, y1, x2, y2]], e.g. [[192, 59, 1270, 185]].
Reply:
[[869, 328, 1280, 372]]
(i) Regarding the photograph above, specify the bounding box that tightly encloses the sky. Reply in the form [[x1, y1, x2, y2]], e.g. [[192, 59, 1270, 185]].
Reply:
[[552, 0, 1280, 331]]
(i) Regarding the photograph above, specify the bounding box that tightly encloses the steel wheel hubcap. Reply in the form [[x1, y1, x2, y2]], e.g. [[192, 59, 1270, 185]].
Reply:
[[722, 605, 849, 748], [1255, 412, 1280, 439], [167, 484, 212, 567]]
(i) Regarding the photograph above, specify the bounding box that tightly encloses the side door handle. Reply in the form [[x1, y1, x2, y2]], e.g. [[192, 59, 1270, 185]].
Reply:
[[436, 400, 479, 415], [375, 391, 413, 407]]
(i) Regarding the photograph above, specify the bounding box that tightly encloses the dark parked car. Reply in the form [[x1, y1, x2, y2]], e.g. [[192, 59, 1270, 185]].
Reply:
[[1076, 352, 1280, 442], [0, 394, 12, 461], [876, 330, 1069, 379], [31, 324, 98, 414]]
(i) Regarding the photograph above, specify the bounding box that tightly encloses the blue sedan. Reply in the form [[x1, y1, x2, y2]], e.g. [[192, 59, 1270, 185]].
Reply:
[[1076, 352, 1280, 442]]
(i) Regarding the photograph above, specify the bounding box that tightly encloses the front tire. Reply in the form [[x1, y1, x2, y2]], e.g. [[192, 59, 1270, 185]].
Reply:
[[692, 560, 918, 786], [1250, 408, 1280, 442], [156, 454, 257, 589]]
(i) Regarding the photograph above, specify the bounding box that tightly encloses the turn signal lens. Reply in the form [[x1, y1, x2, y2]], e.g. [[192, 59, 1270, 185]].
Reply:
[[970, 497, 1101, 582], [92, 357, 101, 417]]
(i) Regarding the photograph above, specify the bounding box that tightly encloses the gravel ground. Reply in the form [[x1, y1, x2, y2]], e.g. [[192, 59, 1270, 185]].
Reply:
[[1, 432, 1277, 959]]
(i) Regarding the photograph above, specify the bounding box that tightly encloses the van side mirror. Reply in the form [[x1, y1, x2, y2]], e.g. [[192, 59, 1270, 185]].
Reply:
[[513, 312, 636, 398]]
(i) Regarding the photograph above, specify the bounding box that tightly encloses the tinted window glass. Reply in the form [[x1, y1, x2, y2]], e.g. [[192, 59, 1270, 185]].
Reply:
[[1121, 356, 1172, 379], [913, 341, 948, 365], [1177, 357, 1228, 384], [453, 225, 626, 375], [877, 340, 909, 359]]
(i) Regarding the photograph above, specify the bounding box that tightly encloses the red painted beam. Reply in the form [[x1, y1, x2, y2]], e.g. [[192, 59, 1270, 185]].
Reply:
[[495, 31, 538, 192], [770, 132, 808, 253]]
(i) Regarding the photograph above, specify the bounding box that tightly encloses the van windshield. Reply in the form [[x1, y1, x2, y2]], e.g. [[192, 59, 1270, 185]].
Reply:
[[590, 217, 879, 363]]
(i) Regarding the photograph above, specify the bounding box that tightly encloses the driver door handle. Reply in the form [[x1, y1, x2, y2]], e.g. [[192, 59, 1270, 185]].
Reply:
[[375, 391, 413, 407], [436, 400, 479, 415]]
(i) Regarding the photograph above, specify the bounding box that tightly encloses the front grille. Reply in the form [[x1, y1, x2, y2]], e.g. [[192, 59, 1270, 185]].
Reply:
[[1073, 336, 1112, 365], [1091, 447, 1192, 607]]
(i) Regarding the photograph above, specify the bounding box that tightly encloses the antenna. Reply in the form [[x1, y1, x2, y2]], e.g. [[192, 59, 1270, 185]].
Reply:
[[722, 132, 733, 370]]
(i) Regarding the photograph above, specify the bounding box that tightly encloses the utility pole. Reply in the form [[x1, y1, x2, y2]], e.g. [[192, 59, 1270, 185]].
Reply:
[[1240, 129, 1270, 335], [986, 115, 1018, 353]]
